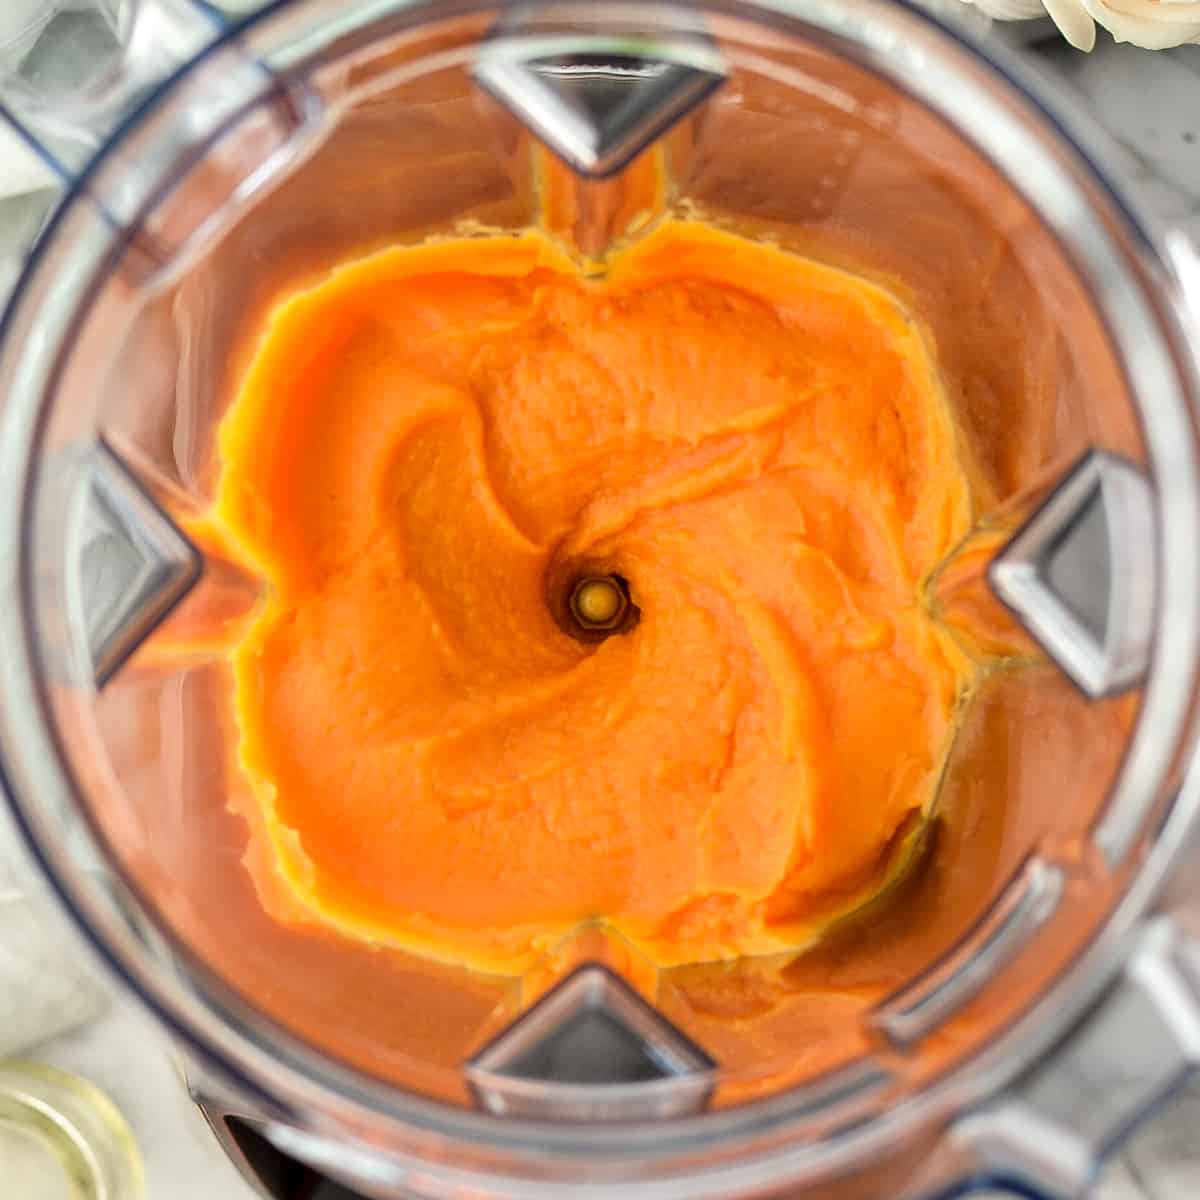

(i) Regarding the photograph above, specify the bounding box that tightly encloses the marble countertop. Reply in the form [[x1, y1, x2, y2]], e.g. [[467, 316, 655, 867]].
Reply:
[[1, 15, 1200, 1200]]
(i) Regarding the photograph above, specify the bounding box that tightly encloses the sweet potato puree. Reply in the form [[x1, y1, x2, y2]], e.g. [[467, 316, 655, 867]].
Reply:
[[210, 220, 976, 974]]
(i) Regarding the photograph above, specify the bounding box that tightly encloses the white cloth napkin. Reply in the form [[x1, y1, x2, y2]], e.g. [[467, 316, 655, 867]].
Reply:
[[0, 121, 56, 198], [0, 808, 108, 1057]]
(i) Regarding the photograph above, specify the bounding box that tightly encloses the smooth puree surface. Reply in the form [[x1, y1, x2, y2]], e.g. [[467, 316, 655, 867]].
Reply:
[[209, 220, 976, 973]]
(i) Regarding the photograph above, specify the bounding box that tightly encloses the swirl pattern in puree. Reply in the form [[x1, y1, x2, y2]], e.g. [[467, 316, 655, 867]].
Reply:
[[211, 220, 976, 974]]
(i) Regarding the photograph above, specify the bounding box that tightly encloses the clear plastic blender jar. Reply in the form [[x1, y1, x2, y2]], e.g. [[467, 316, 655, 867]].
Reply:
[[3, 2, 1200, 1197]]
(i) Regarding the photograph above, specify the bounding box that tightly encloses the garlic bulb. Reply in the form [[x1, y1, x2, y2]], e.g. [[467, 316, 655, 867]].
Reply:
[[962, 0, 1200, 50]]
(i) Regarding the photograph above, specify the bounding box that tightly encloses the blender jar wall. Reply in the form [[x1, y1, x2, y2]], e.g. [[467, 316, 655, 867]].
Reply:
[[24, 9, 547, 1108], [8, 0, 1159, 1099], [658, 15, 1150, 1102], [42, 2, 1146, 1100], [2, 1, 1200, 1197]]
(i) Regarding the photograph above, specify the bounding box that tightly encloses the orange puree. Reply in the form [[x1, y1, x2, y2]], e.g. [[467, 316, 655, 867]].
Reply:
[[211, 221, 976, 974]]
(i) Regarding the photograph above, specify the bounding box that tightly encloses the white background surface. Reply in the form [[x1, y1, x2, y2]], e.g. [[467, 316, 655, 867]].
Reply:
[[2, 13, 1200, 1200]]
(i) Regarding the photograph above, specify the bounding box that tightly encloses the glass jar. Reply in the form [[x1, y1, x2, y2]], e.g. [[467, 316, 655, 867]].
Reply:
[[0, 1062, 143, 1200]]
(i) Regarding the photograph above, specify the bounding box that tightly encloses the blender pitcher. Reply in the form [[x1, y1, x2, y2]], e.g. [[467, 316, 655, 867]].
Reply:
[[2, 1, 1200, 1197]]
